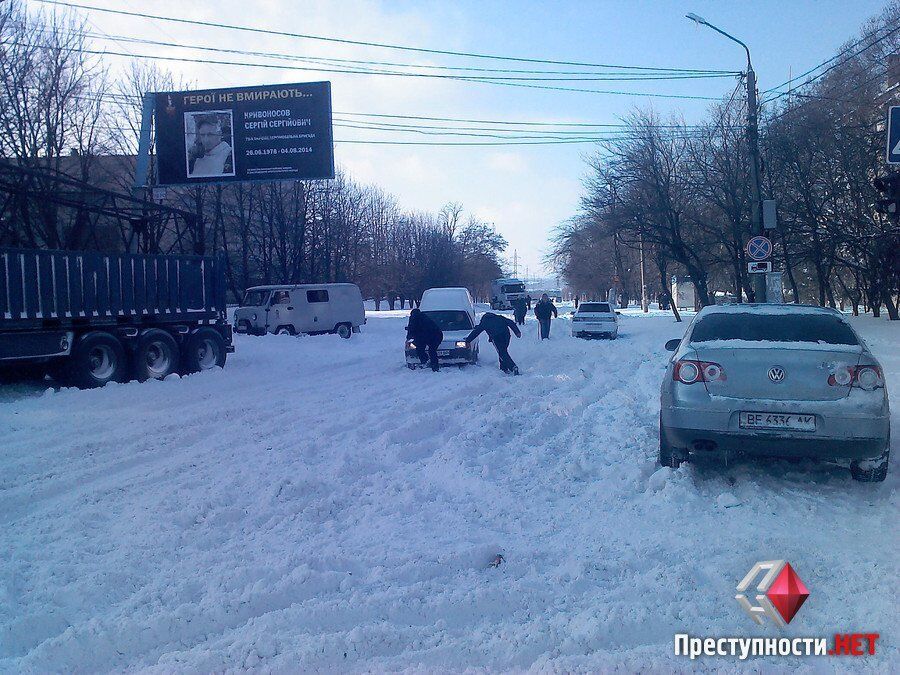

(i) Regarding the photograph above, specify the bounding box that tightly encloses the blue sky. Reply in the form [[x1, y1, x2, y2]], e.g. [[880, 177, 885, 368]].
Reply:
[[77, 0, 890, 277]]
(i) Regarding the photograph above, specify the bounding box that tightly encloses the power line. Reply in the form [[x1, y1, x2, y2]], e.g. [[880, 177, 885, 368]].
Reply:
[[332, 121, 711, 140], [71, 31, 736, 80], [54, 89, 737, 129], [36, 0, 738, 75], [762, 23, 900, 104], [331, 117, 727, 135], [56, 46, 722, 100]]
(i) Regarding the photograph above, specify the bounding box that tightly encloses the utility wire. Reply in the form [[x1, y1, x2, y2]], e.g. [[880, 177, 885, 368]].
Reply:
[[762, 23, 900, 103], [36, 0, 739, 75], [55, 46, 723, 100], [70, 31, 736, 79]]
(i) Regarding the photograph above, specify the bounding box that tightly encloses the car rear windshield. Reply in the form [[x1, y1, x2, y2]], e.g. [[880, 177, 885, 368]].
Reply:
[[579, 303, 611, 313], [690, 312, 859, 345], [424, 310, 473, 331]]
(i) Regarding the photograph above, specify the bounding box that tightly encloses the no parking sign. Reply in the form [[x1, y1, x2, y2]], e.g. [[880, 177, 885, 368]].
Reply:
[[746, 236, 772, 261]]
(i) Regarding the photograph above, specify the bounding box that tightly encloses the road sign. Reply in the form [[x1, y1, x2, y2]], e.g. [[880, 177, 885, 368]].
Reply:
[[888, 106, 900, 164], [748, 261, 772, 273], [746, 236, 772, 261]]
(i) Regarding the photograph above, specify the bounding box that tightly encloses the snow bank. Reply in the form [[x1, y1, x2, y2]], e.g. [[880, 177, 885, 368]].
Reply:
[[1, 312, 897, 671]]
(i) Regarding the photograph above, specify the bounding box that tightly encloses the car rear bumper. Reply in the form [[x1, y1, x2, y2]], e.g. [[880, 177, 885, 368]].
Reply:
[[661, 425, 887, 460], [661, 403, 889, 460], [573, 327, 617, 338]]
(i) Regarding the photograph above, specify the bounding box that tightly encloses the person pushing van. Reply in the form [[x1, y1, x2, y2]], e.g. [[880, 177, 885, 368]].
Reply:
[[406, 308, 442, 371], [465, 312, 521, 375]]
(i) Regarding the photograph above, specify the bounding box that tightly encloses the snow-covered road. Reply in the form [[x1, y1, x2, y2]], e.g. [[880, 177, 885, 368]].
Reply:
[[1, 309, 897, 672]]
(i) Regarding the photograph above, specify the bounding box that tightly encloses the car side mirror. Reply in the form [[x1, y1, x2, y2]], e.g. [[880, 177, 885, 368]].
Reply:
[[665, 339, 680, 352]]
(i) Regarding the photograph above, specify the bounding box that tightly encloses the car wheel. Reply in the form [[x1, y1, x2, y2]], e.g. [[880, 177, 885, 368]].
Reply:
[[850, 448, 889, 482], [275, 325, 295, 336], [658, 419, 683, 468], [336, 323, 352, 339]]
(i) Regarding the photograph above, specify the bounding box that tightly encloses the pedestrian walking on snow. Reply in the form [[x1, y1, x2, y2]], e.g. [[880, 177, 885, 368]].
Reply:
[[533, 293, 557, 340], [465, 312, 521, 374], [406, 308, 442, 371], [512, 297, 527, 326]]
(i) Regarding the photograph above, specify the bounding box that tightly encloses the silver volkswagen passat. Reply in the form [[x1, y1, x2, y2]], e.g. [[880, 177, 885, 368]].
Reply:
[[659, 304, 890, 481]]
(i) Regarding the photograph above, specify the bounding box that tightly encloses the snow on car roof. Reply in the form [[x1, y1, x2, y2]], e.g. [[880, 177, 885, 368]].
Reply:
[[246, 283, 359, 291], [698, 303, 843, 316], [420, 287, 474, 311], [690, 339, 863, 352]]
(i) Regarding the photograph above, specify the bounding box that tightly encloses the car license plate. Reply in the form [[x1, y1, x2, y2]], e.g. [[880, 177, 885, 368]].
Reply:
[[739, 412, 816, 432], [438, 350, 450, 356]]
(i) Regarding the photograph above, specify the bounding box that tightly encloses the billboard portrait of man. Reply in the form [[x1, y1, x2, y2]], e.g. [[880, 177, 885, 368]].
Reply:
[[185, 111, 234, 178]]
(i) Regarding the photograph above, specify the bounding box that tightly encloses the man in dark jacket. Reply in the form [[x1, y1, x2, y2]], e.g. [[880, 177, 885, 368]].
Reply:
[[406, 308, 442, 371], [533, 293, 558, 340], [512, 297, 527, 326], [465, 312, 521, 374]]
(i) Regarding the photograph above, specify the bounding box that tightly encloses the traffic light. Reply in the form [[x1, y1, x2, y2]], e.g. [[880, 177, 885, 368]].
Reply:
[[874, 172, 900, 218]]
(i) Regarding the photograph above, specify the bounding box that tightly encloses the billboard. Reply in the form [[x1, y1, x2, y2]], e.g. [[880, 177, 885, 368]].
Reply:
[[154, 81, 334, 186]]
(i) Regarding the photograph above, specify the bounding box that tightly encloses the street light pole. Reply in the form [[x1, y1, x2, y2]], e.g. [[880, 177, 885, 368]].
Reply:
[[686, 13, 766, 302]]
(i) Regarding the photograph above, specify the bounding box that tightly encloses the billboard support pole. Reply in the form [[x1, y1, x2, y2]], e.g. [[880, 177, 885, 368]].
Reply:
[[129, 92, 155, 253], [133, 93, 154, 197]]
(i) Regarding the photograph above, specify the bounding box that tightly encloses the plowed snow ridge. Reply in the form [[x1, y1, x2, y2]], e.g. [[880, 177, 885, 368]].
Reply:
[[1, 308, 897, 672]]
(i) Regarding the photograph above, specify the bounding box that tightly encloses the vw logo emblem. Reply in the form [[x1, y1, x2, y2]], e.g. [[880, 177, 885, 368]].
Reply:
[[768, 366, 786, 383]]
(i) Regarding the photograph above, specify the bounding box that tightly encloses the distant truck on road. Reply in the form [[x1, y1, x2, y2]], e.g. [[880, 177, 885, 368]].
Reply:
[[0, 247, 233, 388], [490, 277, 527, 310]]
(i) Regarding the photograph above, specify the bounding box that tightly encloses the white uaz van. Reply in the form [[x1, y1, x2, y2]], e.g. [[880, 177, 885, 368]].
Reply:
[[405, 287, 481, 367], [234, 284, 365, 338]]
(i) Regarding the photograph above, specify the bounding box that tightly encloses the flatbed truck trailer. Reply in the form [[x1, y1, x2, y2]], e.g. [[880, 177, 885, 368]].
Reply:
[[0, 247, 233, 388]]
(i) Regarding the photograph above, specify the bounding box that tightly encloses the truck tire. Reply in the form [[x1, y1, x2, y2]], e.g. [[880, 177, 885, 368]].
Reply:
[[336, 323, 352, 339], [64, 331, 127, 389], [134, 329, 180, 381], [182, 328, 227, 374]]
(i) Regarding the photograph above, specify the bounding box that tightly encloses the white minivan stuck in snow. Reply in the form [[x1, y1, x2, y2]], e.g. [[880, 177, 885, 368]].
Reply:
[[234, 284, 365, 338], [572, 301, 619, 339], [406, 287, 480, 367]]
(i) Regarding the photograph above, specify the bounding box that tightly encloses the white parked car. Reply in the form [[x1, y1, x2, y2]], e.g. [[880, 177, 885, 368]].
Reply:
[[406, 287, 480, 367], [234, 284, 365, 339], [572, 302, 619, 339]]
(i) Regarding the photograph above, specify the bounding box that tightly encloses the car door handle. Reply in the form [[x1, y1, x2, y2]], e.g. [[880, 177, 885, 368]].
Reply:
[[287, 306, 294, 310]]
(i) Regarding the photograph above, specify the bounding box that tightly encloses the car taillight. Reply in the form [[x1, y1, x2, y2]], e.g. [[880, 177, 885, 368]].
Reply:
[[829, 365, 884, 390], [673, 359, 726, 384], [856, 366, 884, 390]]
